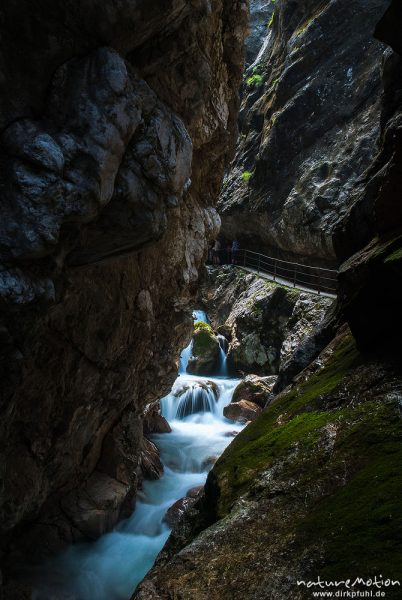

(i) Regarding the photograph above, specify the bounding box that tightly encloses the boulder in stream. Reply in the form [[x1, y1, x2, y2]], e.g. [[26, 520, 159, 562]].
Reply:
[[223, 400, 262, 423], [163, 496, 198, 529], [187, 321, 221, 375], [139, 437, 164, 482], [143, 404, 172, 434], [232, 374, 277, 409], [60, 471, 131, 540]]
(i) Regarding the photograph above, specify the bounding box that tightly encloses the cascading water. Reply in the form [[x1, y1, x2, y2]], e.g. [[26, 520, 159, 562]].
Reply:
[[35, 311, 241, 600], [217, 334, 229, 377]]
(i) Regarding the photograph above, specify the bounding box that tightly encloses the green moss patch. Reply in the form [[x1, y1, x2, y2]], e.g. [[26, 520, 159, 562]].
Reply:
[[384, 246, 402, 264], [298, 400, 402, 586], [203, 328, 402, 589], [194, 320, 213, 334], [211, 333, 360, 516]]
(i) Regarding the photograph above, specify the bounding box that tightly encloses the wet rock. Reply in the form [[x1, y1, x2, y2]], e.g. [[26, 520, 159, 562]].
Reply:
[[143, 405, 172, 435], [223, 400, 262, 423], [60, 472, 131, 540], [187, 324, 221, 375], [163, 496, 197, 529], [186, 486, 204, 498], [223, 431, 239, 438], [172, 379, 219, 418], [246, 1, 275, 66], [232, 374, 277, 408], [139, 438, 164, 482], [201, 456, 218, 470]]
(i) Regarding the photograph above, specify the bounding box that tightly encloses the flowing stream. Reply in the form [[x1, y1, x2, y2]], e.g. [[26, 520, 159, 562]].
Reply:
[[35, 310, 242, 600]]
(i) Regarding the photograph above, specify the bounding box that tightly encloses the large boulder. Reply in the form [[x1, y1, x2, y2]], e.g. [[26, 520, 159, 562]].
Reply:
[[163, 496, 197, 529], [143, 403, 172, 434], [60, 472, 131, 540], [232, 374, 277, 409], [187, 322, 221, 375], [223, 400, 262, 423]]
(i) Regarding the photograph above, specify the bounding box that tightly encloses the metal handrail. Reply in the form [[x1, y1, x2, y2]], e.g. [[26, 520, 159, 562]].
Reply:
[[240, 248, 337, 272], [210, 248, 338, 296]]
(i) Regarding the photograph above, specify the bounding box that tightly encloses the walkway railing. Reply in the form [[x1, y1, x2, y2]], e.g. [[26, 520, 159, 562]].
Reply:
[[212, 249, 338, 296]]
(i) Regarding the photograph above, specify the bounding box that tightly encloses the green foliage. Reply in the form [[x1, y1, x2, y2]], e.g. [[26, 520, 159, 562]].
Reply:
[[194, 320, 213, 334], [384, 247, 402, 264], [295, 16, 315, 37], [267, 11, 275, 27], [246, 73, 263, 88], [241, 170, 252, 183]]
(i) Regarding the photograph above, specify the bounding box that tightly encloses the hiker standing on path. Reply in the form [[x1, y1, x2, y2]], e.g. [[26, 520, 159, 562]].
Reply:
[[231, 239, 240, 264], [213, 239, 221, 265]]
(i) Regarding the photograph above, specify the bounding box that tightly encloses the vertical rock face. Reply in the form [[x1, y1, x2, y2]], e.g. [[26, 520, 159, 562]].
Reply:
[[335, 0, 402, 354], [218, 0, 389, 264], [0, 0, 248, 581]]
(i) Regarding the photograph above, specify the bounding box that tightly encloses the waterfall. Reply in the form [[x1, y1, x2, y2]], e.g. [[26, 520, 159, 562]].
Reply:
[[179, 309, 209, 374], [161, 378, 218, 420], [35, 310, 243, 600], [217, 334, 229, 377], [192, 309, 209, 323], [178, 340, 192, 374]]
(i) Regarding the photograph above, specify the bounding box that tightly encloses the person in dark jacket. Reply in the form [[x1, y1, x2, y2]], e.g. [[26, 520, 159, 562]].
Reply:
[[231, 239, 240, 264]]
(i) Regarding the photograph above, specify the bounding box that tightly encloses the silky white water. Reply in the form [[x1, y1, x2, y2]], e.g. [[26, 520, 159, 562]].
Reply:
[[34, 311, 241, 600]]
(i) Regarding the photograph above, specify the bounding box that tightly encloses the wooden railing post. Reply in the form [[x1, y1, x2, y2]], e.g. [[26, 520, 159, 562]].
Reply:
[[243, 249, 246, 267], [273, 259, 277, 282], [318, 270, 321, 295], [257, 253, 261, 274], [293, 265, 297, 288]]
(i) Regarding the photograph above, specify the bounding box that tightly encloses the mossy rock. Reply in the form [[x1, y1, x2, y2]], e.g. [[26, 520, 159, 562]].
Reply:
[[187, 326, 221, 376], [201, 327, 402, 588]]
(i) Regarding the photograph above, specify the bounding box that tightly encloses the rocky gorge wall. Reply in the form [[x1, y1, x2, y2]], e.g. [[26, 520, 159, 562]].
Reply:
[[219, 0, 390, 265], [0, 1, 248, 594]]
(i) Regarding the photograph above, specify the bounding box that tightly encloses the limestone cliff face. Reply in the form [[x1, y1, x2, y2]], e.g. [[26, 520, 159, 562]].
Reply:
[[0, 0, 248, 582], [219, 0, 389, 265]]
